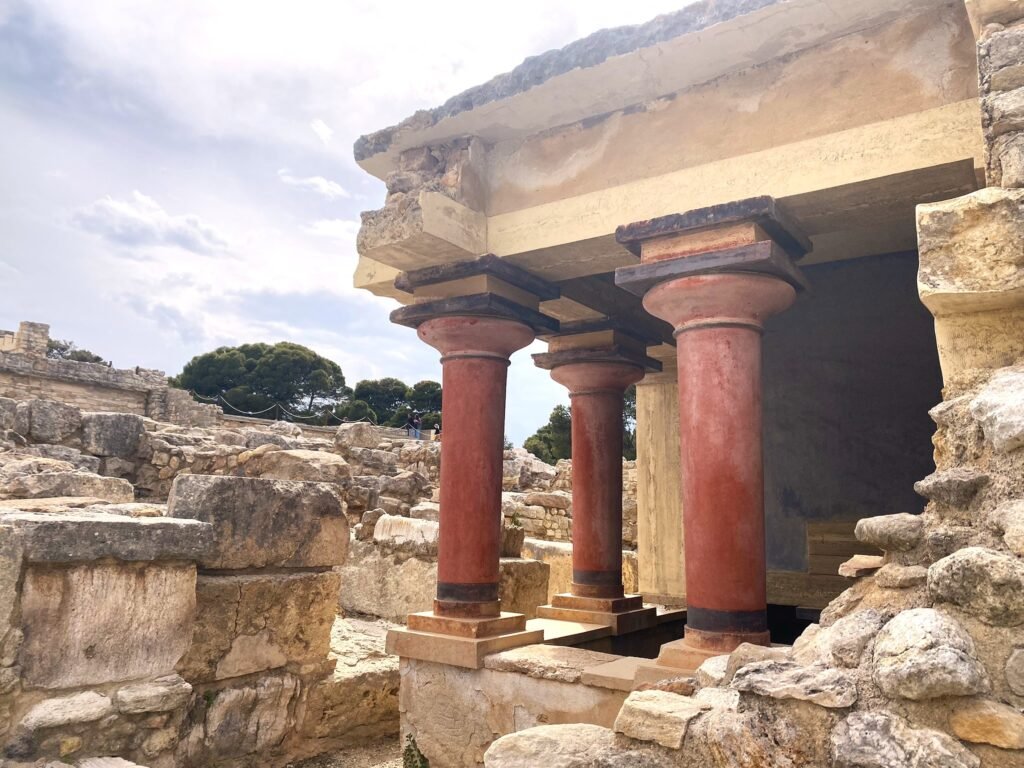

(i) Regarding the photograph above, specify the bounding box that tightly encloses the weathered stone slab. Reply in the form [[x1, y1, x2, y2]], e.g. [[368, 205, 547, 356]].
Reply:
[[167, 475, 348, 569], [19, 691, 113, 731], [27, 399, 81, 444], [242, 448, 351, 485], [485, 644, 618, 684], [969, 367, 1024, 454], [0, 471, 134, 503], [20, 561, 196, 689], [178, 570, 339, 682], [914, 468, 989, 508], [81, 412, 145, 458], [115, 674, 192, 714], [854, 514, 923, 552], [0, 510, 212, 563]]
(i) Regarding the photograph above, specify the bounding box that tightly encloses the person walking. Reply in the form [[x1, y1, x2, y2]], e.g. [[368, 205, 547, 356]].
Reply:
[[411, 412, 422, 440]]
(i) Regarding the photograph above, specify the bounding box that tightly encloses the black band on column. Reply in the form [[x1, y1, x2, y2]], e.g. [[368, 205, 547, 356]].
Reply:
[[436, 582, 499, 603], [686, 606, 768, 634], [572, 569, 623, 586]]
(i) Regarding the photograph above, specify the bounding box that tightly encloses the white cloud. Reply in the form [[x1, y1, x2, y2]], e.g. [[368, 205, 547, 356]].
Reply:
[[277, 168, 349, 199], [304, 218, 360, 241], [309, 119, 333, 146], [73, 191, 228, 254]]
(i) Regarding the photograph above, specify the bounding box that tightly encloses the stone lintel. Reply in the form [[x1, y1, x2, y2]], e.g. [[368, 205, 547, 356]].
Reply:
[[0, 511, 213, 564], [395, 253, 559, 300], [532, 343, 661, 373], [615, 196, 812, 259], [390, 293, 559, 334], [547, 317, 666, 350], [614, 241, 808, 298], [385, 626, 544, 669]]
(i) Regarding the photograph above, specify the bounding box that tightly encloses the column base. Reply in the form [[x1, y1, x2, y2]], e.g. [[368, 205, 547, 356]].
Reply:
[[536, 594, 658, 635], [387, 611, 543, 669], [655, 625, 771, 670]]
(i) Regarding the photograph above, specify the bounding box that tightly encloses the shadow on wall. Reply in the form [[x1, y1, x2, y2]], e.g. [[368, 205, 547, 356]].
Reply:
[[762, 250, 943, 571]]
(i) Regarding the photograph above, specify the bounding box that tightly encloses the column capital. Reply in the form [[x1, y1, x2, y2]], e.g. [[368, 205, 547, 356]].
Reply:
[[643, 272, 796, 334]]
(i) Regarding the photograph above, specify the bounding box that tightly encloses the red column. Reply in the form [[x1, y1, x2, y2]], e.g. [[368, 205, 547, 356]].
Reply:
[[551, 362, 644, 599], [418, 315, 535, 619], [644, 273, 795, 652]]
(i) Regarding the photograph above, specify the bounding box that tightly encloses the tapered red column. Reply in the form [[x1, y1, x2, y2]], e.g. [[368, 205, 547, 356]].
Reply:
[[644, 273, 795, 651], [552, 362, 644, 598], [419, 315, 535, 618]]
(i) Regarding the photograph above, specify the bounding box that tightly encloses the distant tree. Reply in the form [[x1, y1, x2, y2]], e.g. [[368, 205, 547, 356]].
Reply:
[[523, 404, 572, 464], [46, 338, 106, 364], [338, 399, 376, 423], [503, 435, 513, 451], [353, 378, 412, 424], [174, 342, 345, 419], [408, 380, 443, 414], [524, 386, 638, 463]]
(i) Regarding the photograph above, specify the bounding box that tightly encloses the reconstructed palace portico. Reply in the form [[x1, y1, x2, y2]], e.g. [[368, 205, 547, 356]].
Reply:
[[352, 0, 1024, 762]]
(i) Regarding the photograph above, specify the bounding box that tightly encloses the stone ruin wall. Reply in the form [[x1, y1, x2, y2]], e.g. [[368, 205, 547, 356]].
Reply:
[[0, 386, 634, 765], [0, 321, 221, 429]]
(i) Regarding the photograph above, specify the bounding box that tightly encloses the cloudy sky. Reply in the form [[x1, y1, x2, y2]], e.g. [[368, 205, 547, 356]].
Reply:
[[0, 0, 686, 443]]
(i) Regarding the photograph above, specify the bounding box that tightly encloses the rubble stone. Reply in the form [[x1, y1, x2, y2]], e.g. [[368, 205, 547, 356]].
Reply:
[[969, 366, 1024, 453], [990, 500, 1024, 555], [167, 475, 348, 569], [1006, 648, 1024, 695], [872, 608, 989, 700], [949, 698, 1024, 749], [730, 660, 858, 707], [243, 448, 351, 485], [792, 609, 886, 668], [484, 723, 671, 768], [855, 514, 923, 552], [928, 546, 1024, 625], [612, 689, 707, 749], [914, 468, 989, 508], [875, 564, 928, 589], [831, 711, 980, 768]]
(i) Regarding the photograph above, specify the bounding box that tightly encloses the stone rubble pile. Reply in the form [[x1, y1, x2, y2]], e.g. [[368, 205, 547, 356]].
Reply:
[[483, 360, 1024, 768]]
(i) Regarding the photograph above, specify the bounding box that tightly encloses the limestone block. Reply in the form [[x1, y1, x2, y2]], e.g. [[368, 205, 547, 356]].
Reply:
[[409, 501, 440, 521], [0, 510, 211, 563], [914, 468, 989, 508], [730, 660, 857, 708], [115, 674, 192, 714], [27, 400, 81, 443], [81, 413, 145, 458], [19, 691, 113, 732], [928, 546, 1024, 625], [523, 492, 571, 510], [872, 608, 989, 700], [178, 570, 339, 683], [484, 644, 618, 685], [949, 698, 1024, 749], [0, 532, 23, 652], [791, 609, 886, 668], [988, 86, 1024, 136], [501, 525, 525, 557], [992, 132, 1024, 188], [241, 429, 296, 450], [184, 673, 299, 760], [831, 711, 980, 768], [19, 561, 196, 689], [242, 448, 351, 488], [167, 475, 348, 569], [969, 367, 1024, 453], [917, 188, 1024, 315], [982, 27, 1024, 93], [21, 444, 100, 472], [854, 514, 923, 552], [721, 642, 789, 685], [613, 689, 707, 749], [337, 541, 436, 621], [0, 471, 134, 503], [373, 513, 438, 554], [379, 470, 429, 503], [695, 655, 729, 688]]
